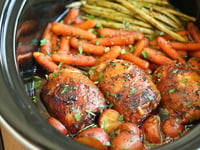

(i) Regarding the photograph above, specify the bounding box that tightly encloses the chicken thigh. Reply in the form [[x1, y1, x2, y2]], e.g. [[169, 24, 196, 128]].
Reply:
[[152, 63, 200, 124], [42, 65, 106, 134], [99, 60, 161, 125]]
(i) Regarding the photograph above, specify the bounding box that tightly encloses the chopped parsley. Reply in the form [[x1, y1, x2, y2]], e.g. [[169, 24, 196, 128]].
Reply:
[[40, 38, 49, 46], [141, 51, 149, 58]]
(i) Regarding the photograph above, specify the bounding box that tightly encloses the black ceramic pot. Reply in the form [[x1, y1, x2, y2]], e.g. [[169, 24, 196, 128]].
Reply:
[[0, 0, 199, 150]]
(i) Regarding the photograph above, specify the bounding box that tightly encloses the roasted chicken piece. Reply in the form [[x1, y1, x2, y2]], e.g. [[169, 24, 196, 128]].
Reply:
[[99, 60, 161, 125], [152, 63, 200, 124], [42, 65, 106, 134]]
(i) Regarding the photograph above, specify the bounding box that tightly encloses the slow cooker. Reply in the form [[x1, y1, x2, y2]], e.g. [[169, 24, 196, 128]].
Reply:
[[0, 0, 199, 149]]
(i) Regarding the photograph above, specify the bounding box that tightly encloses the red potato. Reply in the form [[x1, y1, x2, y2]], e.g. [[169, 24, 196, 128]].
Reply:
[[115, 122, 141, 137], [75, 127, 110, 150], [162, 118, 185, 139], [98, 109, 122, 134], [141, 115, 162, 144], [64, 8, 79, 24], [111, 132, 143, 150], [47, 117, 68, 135]]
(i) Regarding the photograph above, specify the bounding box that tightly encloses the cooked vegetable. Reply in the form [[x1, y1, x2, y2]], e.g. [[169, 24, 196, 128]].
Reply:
[[51, 22, 96, 40], [40, 23, 52, 55], [111, 132, 143, 150], [162, 118, 185, 139], [118, 51, 150, 69], [73, 19, 97, 30], [47, 117, 68, 135], [98, 109, 122, 134], [63, 8, 79, 24], [75, 127, 110, 150], [133, 38, 149, 56], [115, 0, 186, 42], [188, 57, 200, 73], [169, 41, 200, 51], [187, 22, 200, 42], [33, 52, 58, 72], [81, 4, 153, 28], [70, 38, 106, 55], [142, 47, 174, 65], [91, 35, 135, 46], [57, 36, 70, 53], [97, 28, 144, 40], [89, 46, 121, 81], [157, 37, 186, 64], [141, 115, 162, 144], [52, 52, 96, 66], [115, 122, 141, 136]]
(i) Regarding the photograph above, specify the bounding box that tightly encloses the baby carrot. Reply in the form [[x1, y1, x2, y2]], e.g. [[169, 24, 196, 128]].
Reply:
[[52, 52, 96, 66], [95, 46, 121, 66], [133, 38, 149, 56], [189, 51, 200, 58], [149, 30, 188, 46], [142, 48, 174, 66], [187, 22, 200, 42], [118, 51, 149, 69], [163, 30, 189, 41], [51, 33, 58, 53], [177, 50, 188, 58], [188, 57, 200, 72], [74, 18, 83, 24], [91, 35, 135, 46], [51, 22, 96, 40], [73, 19, 97, 30], [57, 36, 70, 54], [40, 23, 52, 55], [33, 52, 58, 72], [157, 37, 186, 64], [169, 42, 200, 51], [90, 46, 121, 81], [64, 8, 79, 24], [97, 28, 144, 40], [70, 38, 106, 55]]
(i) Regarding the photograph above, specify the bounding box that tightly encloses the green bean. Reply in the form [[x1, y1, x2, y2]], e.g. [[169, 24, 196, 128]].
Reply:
[[116, 0, 186, 42], [82, 16, 155, 35], [81, 4, 153, 28]]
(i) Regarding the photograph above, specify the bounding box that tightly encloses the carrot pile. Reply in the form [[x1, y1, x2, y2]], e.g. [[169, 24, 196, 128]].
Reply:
[[33, 8, 200, 75]]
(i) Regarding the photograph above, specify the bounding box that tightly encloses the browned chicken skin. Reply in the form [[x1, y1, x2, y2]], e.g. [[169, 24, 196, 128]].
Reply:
[[42, 65, 106, 134], [152, 63, 200, 124], [99, 60, 161, 125]]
